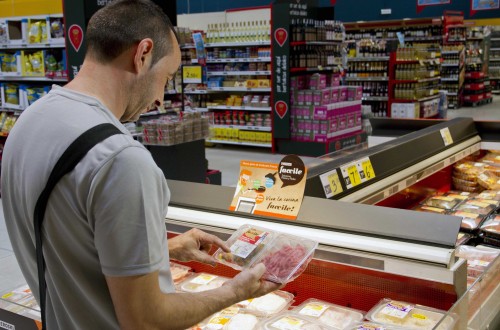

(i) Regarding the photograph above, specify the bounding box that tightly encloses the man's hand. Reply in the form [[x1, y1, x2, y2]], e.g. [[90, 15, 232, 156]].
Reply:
[[169, 228, 230, 266], [225, 263, 283, 302]]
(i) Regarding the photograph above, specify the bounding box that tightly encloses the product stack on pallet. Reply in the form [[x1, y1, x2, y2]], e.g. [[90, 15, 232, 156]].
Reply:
[[490, 27, 500, 94]]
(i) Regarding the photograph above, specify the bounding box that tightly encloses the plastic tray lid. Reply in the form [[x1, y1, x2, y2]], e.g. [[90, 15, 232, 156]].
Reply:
[[169, 262, 192, 284], [177, 273, 230, 293], [346, 321, 407, 330], [254, 233, 318, 283], [421, 195, 463, 210], [480, 215, 500, 239], [261, 312, 330, 330], [294, 298, 365, 330], [236, 290, 295, 317], [214, 224, 318, 284], [213, 225, 277, 270], [365, 298, 458, 330]]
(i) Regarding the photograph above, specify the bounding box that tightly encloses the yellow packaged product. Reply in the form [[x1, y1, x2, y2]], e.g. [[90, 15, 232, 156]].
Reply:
[[477, 171, 500, 190]]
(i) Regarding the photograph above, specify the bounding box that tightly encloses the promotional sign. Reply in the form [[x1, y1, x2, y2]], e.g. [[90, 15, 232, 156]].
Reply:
[[182, 65, 203, 84], [471, 0, 499, 14], [229, 155, 307, 220], [416, 0, 451, 13]]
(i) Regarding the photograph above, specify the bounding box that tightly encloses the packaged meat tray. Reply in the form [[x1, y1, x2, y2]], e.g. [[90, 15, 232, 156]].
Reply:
[[442, 191, 475, 200], [261, 312, 330, 330], [188, 307, 262, 330], [169, 262, 192, 284], [455, 245, 500, 277], [214, 225, 318, 283], [420, 196, 463, 210], [177, 273, 229, 293], [447, 210, 487, 231], [365, 299, 457, 330], [451, 177, 479, 188], [480, 215, 500, 239], [476, 190, 500, 201], [456, 232, 472, 246], [477, 171, 500, 190], [346, 321, 407, 330], [412, 205, 446, 214], [236, 290, 294, 317], [455, 199, 498, 216], [294, 298, 364, 329], [453, 161, 486, 176]]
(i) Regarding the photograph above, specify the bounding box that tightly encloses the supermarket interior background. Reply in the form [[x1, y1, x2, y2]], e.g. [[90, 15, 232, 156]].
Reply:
[[1, 0, 500, 329]]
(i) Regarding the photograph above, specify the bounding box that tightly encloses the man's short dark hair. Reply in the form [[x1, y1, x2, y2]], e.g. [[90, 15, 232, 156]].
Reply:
[[85, 0, 178, 66]]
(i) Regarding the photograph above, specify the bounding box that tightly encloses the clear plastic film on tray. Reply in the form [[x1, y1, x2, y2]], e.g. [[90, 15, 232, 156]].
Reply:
[[213, 224, 318, 283]]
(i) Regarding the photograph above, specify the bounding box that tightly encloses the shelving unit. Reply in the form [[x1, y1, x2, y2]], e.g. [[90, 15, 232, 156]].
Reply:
[[490, 28, 500, 93]]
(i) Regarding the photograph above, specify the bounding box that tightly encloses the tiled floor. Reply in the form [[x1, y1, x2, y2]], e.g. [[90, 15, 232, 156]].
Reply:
[[0, 93, 499, 296]]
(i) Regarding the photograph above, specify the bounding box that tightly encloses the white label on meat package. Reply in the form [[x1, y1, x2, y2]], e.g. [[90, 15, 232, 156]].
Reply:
[[270, 316, 305, 330], [468, 260, 490, 268], [299, 303, 328, 317], [230, 229, 269, 259], [190, 274, 218, 285], [379, 301, 414, 319]]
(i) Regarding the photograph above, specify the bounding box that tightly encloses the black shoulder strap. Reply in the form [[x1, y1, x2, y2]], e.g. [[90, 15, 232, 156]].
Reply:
[[34, 123, 123, 329]]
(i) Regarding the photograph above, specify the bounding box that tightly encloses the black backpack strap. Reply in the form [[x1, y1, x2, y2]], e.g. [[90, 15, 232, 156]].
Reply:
[[34, 123, 123, 329]]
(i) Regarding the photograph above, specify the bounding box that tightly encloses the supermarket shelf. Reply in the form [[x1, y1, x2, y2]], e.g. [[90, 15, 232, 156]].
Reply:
[[190, 107, 209, 112], [212, 125, 272, 132], [466, 37, 484, 41], [164, 90, 178, 95], [208, 105, 271, 111], [205, 57, 271, 63], [347, 56, 390, 62], [394, 59, 440, 65], [206, 139, 271, 148], [345, 77, 388, 82], [441, 51, 460, 55], [206, 71, 271, 76], [393, 77, 441, 83], [441, 77, 459, 82], [0, 108, 23, 113], [392, 94, 440, 103], [184, 89, 212, 94], [447, 92, 458, 96], [0, 42, 65, 49], [490, 58, 500, 62], [290, 65, 340, 73], [405, 36, 442, 41], [362, 96, 388, 101], [180, 44, 195, 49], [290, 40, 343, 46], [207, 87, 271, 92], [205, 41, 271, 47], [0, 75, 68, 82], [447, 38, 466, 43], [441, 63, 460, 67], [140, 110, 167, 117], [491, 38, 500, 41], [491, 48, 500, 51]]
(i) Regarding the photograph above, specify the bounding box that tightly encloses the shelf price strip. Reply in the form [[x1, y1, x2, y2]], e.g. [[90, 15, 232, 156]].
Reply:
[[340, 157, 376, 190]]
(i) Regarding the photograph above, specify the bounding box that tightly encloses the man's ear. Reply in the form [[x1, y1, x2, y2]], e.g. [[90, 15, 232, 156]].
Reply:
[[133, 38, 154, 74]]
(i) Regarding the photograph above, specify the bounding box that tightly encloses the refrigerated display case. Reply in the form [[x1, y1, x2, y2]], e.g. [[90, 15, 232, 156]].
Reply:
[[164, 117, 500, 330]]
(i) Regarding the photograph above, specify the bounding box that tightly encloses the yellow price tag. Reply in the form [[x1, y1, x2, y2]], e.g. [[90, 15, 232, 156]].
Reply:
[[361, 159, 376, 180], [440, 128, 453, 146], [182, 66, 202, 83], [347, 164, 362, 187]]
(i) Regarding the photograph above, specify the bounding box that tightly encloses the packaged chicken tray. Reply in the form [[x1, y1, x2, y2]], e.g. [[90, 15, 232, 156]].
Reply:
[[177, 273, 229, 293], [480, 215, 500, 240], [214, 225, 318, 283], [169, 262, 192, 284], [294, 298, 365, 330], [365, 299, 457, 330], [262, 312, 330, 330], [236, 290, 294, 317], [420, 196, 463, 210], [455, 199, 499, 216], [476, 190, 500, 201], [455, 245, 500, 277], [412, 205, 447, 214], [456, 232, 472, 247], [447, 210, 487, 231]]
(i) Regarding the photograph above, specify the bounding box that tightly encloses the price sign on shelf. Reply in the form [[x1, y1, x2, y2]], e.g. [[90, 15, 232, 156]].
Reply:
[[440, 128, 453, 146], [340, 157, 376, 189], [182, 65, 203, 84]]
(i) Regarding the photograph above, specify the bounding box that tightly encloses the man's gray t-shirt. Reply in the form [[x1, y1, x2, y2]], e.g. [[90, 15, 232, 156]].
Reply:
[[1, 86, 174, 329]]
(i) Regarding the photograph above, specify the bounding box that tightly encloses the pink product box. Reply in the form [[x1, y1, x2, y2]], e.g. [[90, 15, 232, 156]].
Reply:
[[304, 120, 313, 133], [290, 76, 298, 90], [337, 113, 347, 131], [330, 87, 340, 103], [347, 113, 355, 128], [297, 76, 307, 90], [355, 112, 362, 126], [304, 90, 313, 105], [320, 121, 328, 134], [297, 120, 306, 133], [312, 120, 321, 134], [313, 134, 328, 143], [328, 117, 338, 133], [313, 106, 328, 120], [309, 73, 327, 90], [297, 91, 305, 105], [331, 73, 341, 87], [339, 87, 348, 102], [347, 86, 363, 101], [290, 90, 298, 105]]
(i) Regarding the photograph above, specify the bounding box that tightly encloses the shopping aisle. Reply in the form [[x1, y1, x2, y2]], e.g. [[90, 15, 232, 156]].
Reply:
[[447, 95, 500, 121], [0, 201, 26, 295]]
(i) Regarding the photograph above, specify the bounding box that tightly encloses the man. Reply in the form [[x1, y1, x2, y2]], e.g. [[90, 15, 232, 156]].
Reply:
[[1, 1, 279, 329]]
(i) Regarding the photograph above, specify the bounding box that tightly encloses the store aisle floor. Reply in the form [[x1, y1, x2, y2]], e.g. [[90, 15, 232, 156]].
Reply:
[[447, 94, 500, 121]]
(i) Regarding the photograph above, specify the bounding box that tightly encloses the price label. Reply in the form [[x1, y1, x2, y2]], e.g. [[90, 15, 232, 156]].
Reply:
[[340, 157, 376, 189], [182, 65, 203, 83], [440, 127, 453, 146], [319, 170, 344, 198]]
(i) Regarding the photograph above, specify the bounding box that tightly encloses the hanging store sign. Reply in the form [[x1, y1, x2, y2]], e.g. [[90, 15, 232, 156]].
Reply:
[[229, 155, 307, 220], [416, 0, 451, 14], [470, 0, 499, 16]]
